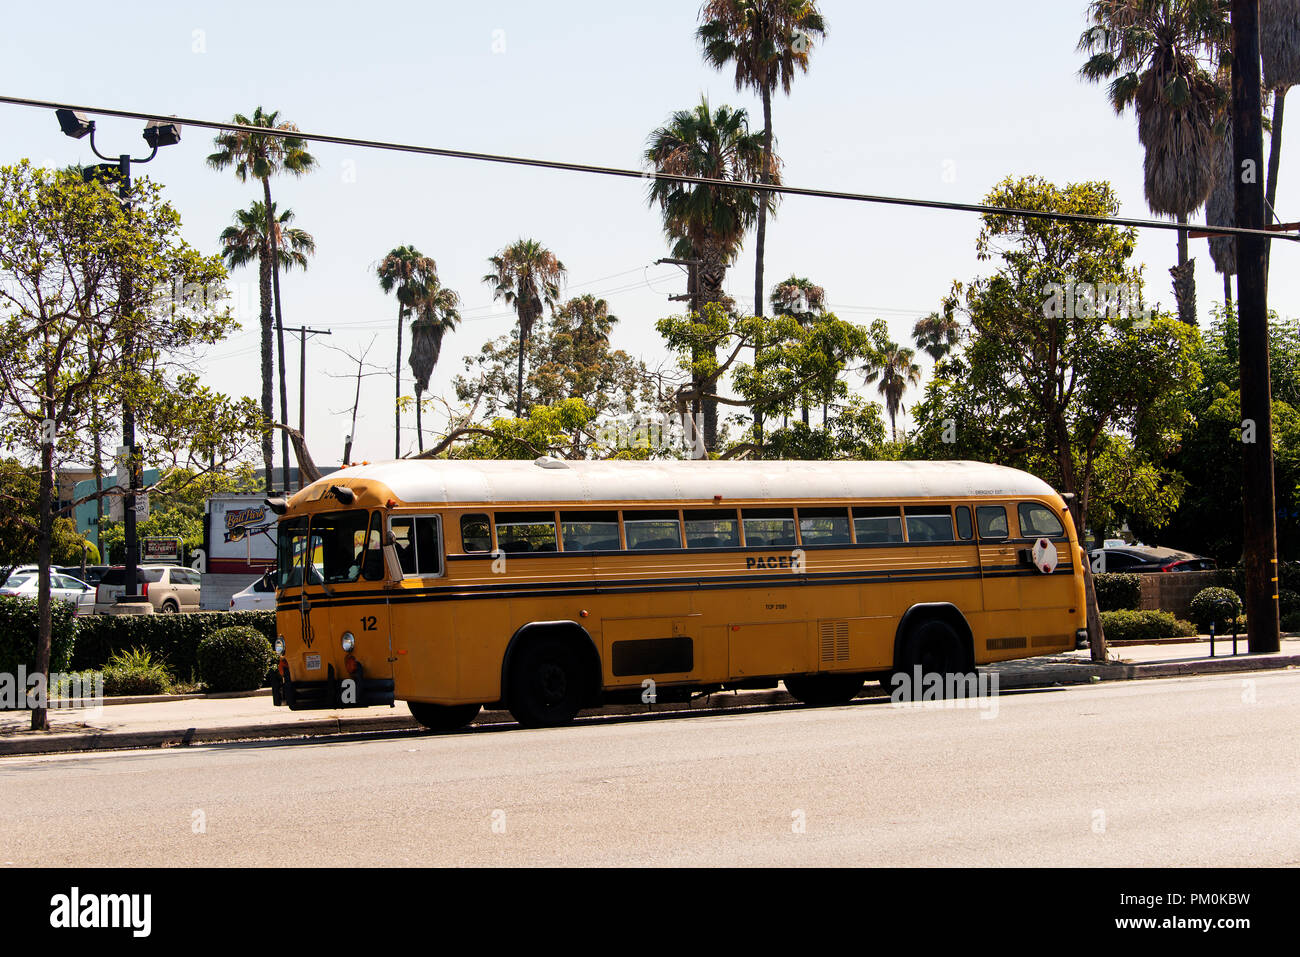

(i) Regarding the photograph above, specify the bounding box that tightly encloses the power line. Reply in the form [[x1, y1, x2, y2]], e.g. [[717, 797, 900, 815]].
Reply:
[[2, 93, 1295, 244]]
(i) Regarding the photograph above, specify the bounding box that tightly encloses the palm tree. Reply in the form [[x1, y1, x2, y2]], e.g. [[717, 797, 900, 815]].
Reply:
[[408, 282, 461, 452], [911, 310, 961, 362], [1078, 0, 1229, 326], [698, 0, 827, 440], [1262, 0, 1300, 278], [217, 201, 316, 492], [483, 239, 566, 419], [378, 246, 441, 458], [771, 275, 826, 425], [646, 98, 769, 449], [865, 341, 921, 442], [208, 107, 317, 488]]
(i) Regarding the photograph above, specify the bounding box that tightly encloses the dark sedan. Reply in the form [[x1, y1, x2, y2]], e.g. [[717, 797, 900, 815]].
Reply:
[[1089, 546, 1216, 574]]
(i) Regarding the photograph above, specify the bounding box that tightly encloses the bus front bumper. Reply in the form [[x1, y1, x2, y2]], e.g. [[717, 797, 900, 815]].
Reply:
[[270, 665, 395, 710]]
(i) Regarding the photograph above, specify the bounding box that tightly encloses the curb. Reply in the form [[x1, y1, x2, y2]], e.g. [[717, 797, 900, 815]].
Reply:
[[4, 655, 1298, 756]]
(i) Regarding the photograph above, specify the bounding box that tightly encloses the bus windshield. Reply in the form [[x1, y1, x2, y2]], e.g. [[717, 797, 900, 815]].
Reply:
[[308, 510, 382, 584]]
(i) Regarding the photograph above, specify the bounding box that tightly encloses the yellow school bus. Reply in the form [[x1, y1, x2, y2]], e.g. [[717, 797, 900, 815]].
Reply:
[[267, 458, 1086, 731]]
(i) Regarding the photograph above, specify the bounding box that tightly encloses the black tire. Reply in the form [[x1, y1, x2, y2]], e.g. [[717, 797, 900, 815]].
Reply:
[[783, 673, 866, 706], [891, 618, 970, 701], [160, 599, 179, 614], [408, 701, 481, 733], [507, 637, 589, 728]]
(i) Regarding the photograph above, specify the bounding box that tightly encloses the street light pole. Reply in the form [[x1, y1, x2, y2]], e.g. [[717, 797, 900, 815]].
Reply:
[[55, 110, 180, 601]]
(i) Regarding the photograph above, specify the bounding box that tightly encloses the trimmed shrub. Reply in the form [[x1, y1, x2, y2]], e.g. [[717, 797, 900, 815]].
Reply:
[[0, 595, 77, 676], [1100, 610, 1198, 643], [197, 626, 275, 693], [1278, 589, 1300, 618], [72, 611, 274, 680], [1093, 573, 1141, 611], [1189, 587, 1244, 635], [1282, 611, 1300, 633], [101, 647, 173, 696]]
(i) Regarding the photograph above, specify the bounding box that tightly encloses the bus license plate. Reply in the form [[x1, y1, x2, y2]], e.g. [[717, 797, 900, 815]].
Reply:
[[305, 654, 321, 671]]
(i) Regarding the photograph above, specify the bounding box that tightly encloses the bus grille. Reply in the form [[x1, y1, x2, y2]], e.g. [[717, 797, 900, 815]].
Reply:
[[819, 621, 850, 662]]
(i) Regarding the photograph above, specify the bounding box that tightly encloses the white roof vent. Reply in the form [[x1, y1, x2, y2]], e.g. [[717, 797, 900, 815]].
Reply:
[[533, 455, 570, 470]]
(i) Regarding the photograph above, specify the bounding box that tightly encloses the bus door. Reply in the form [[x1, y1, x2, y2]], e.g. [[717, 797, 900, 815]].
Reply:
[[973, 503, 1022, 642]]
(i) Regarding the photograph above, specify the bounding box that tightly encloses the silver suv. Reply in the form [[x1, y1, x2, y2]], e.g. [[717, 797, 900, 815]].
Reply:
[[94, 565, 201, 614]]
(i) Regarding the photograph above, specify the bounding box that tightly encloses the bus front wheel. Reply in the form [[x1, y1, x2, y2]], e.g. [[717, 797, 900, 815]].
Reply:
[[507, 637, 587, 728], [783, 673, 866, 706], [892, 619, 968, 701], [408, 701, 481, 733]]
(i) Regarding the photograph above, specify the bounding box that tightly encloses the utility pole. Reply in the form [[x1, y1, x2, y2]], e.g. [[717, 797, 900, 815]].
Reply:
[[657, 257, 706, 458], [1232, 0, 1281, 652], [282, 325, 331, 491]]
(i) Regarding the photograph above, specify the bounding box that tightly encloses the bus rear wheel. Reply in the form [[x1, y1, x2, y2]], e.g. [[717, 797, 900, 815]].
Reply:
[[892, 618, 968, 701], [408, 701, 481, 733], [783, 673, 866, 706], [507, 638, 587, 728]]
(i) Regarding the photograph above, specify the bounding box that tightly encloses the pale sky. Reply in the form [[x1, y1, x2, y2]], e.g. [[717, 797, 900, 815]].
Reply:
[[1, 0, 1295, 466]]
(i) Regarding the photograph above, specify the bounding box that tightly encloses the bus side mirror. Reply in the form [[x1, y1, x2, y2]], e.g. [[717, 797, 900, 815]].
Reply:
[[382, 532, 403, 584]]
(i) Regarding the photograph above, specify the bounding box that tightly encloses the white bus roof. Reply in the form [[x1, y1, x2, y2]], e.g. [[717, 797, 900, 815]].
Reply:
[[321, 458, 1059, 506]]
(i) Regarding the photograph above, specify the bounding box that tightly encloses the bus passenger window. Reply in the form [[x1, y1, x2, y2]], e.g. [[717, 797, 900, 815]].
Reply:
[[853, 506, 903, 544], [798, 507, 852, 545], [460, 514, 491, 553], [495, 512, 558, 553], [1018, 502, 1065, 539], [390, 516, 443, 576], [976, 506, 1008, 540], [742, 508, 796, 548], [623, 510, 682, 550], [683, 509, 739, 548], [904, 507, 954, 542], [561, 511, 621, 551], [955, 506, 973, 541]]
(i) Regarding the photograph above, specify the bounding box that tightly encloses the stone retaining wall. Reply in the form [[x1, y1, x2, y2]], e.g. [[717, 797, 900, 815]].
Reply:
[[1138, 570, 1222, 620]]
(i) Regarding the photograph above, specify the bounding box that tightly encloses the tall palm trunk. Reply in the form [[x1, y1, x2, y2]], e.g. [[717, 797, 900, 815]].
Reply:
[[394, 302, 404, 458], [1171, 212, 1197, 325], [263, 178, 292, 490], [516, 302, 526, 419], [1266, 91, 1285, 279], [258, 242, 275, 494], [415, 388, 424, 452], [753, 86, 773, 445]]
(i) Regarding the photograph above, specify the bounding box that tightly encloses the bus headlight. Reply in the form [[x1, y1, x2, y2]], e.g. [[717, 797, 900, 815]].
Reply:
[[274, 636, 286, 655], [341, 632, 355, 653]]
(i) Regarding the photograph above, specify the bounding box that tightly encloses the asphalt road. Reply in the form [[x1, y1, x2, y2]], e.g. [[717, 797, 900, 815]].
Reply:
[[1, 671, 1297, 866]]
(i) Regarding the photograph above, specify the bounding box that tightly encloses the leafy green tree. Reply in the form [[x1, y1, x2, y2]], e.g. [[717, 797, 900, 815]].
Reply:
[[208, 107, 318, 486], [0, 162, 261, 730], [378, 245, 441, 457], [754, 397, 886, 459], [1077, 0, 1229, 324], [483, 239, 567, 420], [436, 399, 598, 460], [909, 175, 1202, 655], [771, 275, 828, 425], [218, 200, 315, 490], [646, 99, 769, 450]]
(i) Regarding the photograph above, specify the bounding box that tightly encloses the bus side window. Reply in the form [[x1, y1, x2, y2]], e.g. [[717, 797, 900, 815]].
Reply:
[[623, 510, 682, 550], [389, 517, 418, 576], [955, 506, 974, 541], [853, 506, 904, 544], [1018, 502, 1065, 540], [495, 512, 558, 553], [560, 511, 621, 551], [742, 508, 796, 548], [798, 507, 852, 545], [976, 505, 1009, 540], [903, 507, 954, 542], [460, 513, 492, 553], [684, 509, 739, 548], [413, 517, 443, 575]]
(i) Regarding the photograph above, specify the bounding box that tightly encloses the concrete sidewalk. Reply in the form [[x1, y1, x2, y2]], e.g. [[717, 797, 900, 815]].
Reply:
[[2, 636, 1297, 756]]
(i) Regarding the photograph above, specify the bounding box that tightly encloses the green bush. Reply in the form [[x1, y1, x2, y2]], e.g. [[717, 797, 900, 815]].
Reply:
[[1189, 587, 1244, 634], [0, 595, 77, 677], [101, 647, 173, 696], [1278, 589, 1300, 618], [1282, 610, 1300, 633], [72, 611, 274, 680], [1100, 610, 1198, 642], [197, 626, 275, 693], [1093, 573, 1141, 611]]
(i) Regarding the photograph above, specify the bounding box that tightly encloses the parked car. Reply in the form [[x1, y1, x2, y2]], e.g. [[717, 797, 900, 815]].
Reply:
[[93, 565, 201, 614], [56, 564, 111, 588], [0, 572, 96, 615], [1089, 545, 1216, 574], [229, 572, 277, 611]]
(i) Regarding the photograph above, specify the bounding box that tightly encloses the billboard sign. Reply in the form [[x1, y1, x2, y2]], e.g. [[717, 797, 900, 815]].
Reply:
[[142, 536, 181, 563]]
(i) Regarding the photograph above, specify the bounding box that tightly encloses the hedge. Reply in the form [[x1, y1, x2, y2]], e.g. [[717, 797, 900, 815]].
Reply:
[[1188, 587, 1243, 635], [1100, 610, 1197, 643], [1093, 573, 1141, 611], [70, 611, 275, 680], [0, 596, 77, 676]]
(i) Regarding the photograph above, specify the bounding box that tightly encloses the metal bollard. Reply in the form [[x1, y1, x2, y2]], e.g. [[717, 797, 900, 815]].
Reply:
[[1209, 621, 1215, 658]]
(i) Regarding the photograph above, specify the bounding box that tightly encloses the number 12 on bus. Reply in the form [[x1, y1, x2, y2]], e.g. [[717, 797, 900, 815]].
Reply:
[[266, 459, 1086, 732]]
